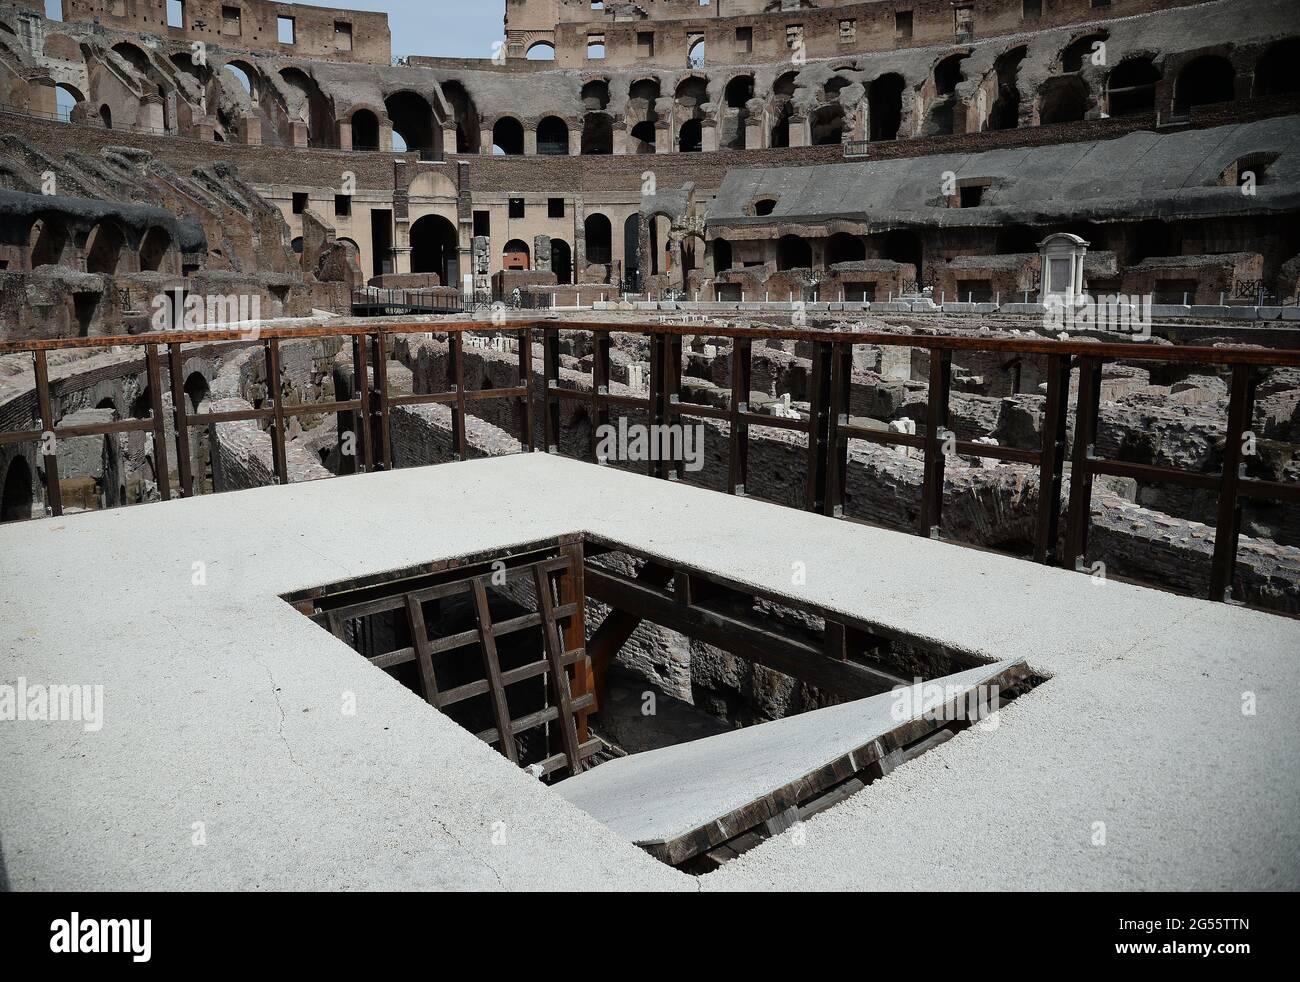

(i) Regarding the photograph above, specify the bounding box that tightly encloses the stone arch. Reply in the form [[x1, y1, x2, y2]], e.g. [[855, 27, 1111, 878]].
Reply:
[[934, 53, 969, 96], [810, 104, 845, 145], [988, 46, 1028, 130], [1107, 56, 1161, 116], [1254, 39, 1300, 98], [410, 213, 459, 284], [385, 90, 435, 154], [84, 220, 125, 275], [99, 104, 112, 129], [54, 82, 83, 121], [222, 59, 258, 101], [581, 113, 613, 155], [826, 233, 866, 266], [527, 41, 556, 61], [1038, 75, 1089, 125], [29, 216, 69, 268], [351, 108, 380, 150], [138, 226, 172, 272], [1060, 32, 1108, 74], [537, 115, 569, 155], [441, 80, 481, 153], [581, 78, 611, 111], [868, 73, 905, 140], [584, 213, 612, 266], [623, 214, 641, 283], [678, 117, 702, 152], [502, 238, 530, 270], [630, 120, 656, 153], [1, 456, 32, 523], [776, 235, 812, 271], [551, 239, 573, 284], [492, 116, 524, 155], [1174, 55, 1236, 113]]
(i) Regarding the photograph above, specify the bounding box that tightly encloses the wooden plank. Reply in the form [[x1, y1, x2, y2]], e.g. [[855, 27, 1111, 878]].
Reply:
[[518, 327, 535, 451], [262, 339, 288, 486], [449, 331, 468, 460], [587, 561, 675, 711], [729, 336, 752, 495], [145, 344, 172, 501], [372, 333, 393, 470], [543, 328, 560, 453], [557, 542, 590, 740], [352, 332, 373, 473], [1035, 353, 1070, 564], [471, 578, 518, 763], [404, 594, 441, 706], [825, 341, 852, 518], [919, 347, 951, 536], [586, 566, 906, 699], [660, 334, 682, 481], [804, 341, 833, 514], [533, 562, 585, 775], [1210, 365, 1256, 602], [591, 331, 611, 462], [167, 343, 194, 497], [1065, 356, 1103, 570]]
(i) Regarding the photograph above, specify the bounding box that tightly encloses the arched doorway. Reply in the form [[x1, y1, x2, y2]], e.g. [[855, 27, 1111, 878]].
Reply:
[[1174, 55, 1235, 113], [1107, 57, 1160, 116], [409, 214, 459, 284], [29, 217, 68, 268], [385, 91, 435, 155], [551, 239, 572, 284], [537, 116, 569, 155], [492, 117, 524, 155], [869, 74, 904, 140], [585, 214, 613, 268], [623, 214, 640, 287], [826, 233, 865, 265], [581, 113, 613, 154], [502, 239, 530, 270], [776, 235, 812, 271], [1, 457, 32, 523], [679, 118, 702, 152], [139, 226, 171, 272], [85, 221, 125, 275], [351, 108, 380, 150]]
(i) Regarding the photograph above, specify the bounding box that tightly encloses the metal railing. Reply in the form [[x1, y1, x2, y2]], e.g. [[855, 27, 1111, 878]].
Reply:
[[1, 321, 1298, 606]]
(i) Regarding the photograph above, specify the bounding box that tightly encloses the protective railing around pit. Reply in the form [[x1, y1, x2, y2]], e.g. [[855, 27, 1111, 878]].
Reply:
[[1, 321, 1298, 606]]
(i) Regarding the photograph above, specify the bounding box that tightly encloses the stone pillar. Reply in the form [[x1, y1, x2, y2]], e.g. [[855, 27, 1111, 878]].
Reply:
[[291, 121, 309, 147], [788, 114, 809, 148], [480, 126, 493, 153], [701, 119, 718, 152], [524, 127, 537, 156], [534, 234, 552, 273], [337, 119, 353, 151], [745, 118, 762, 150], [241, 116, 262, 146]]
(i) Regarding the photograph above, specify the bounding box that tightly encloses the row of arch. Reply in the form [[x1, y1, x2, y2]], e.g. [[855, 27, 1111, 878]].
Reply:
[[23, 215, 173, 275]]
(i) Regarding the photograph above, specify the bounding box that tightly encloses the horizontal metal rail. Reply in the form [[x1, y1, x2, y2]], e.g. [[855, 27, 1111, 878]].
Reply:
[[1, 319, 1297, 607]]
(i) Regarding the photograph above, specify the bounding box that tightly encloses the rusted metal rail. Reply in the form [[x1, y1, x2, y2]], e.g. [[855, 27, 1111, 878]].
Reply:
[[2, 320, 1298, 605]]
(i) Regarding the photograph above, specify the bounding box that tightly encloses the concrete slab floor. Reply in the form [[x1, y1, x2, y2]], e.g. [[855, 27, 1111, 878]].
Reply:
[[1, 453, 1297, 890]]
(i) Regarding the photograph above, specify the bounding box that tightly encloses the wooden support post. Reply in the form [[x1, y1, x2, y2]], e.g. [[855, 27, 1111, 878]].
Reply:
[[352, 333, 373, 473], [729, 336, 752, 495], [145, 344, 173, 500], [471, 578, 518, 763], [404, 594, 441, 706], [33, 349, 62, 517], [518, 327, 535, 452], [449, 330, 468, 460], [372, 333, 393, 470], [919, 347, 951, 536], [825, 341, 852, 518], [662, 333, 683, 481], [586, 561, 675, 711], [590, 331, 612, 462], [543, 327, 560, 453], [167, 343, 194, 498], [262, 339, 287, 486], [533, 559, 585, 773], [1209, 365, 1257, 602], [1034, 353, 1071, 564], [556, 541, 589, 740], [1065, 355, 1102, 570], [647, 332, 666, 478], [805, 340, 834, 514]]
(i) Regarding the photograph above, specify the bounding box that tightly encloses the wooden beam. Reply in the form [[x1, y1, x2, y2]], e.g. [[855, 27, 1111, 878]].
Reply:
[[587, 561, 675, 711]]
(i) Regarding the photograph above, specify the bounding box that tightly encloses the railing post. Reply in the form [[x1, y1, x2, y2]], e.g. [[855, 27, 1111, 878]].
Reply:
[[448, 329, 468, 461], [168, 342, 194, 498], [371, 332, 393, 470], [518, 327, 535, 452], [262, 339, 288, 486], [1065, 355, 1103, 570], [646, 332, 665, 478], [143, 344, 173, 501], [1210, 365, 1258, 602], [351, 332, 373, 473], [33, 350, 62, 518], [590, 330, 611, 463], [543, 327, 560, 453], [825, 340, 853, 518], [729, 336, 752, 495], [919, 347, 952, 537], [805, 340, 835, 513], [1034, 353, 1071, 564], [661, 332, 683, 481]]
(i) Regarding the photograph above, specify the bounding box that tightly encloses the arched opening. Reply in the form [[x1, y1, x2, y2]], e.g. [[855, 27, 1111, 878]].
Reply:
[[502, 238, 530, 271], [1254, 40, 1300, 98], [537, 116, 569, 155], [678, 118, 702, 152], [623, 214, 640, 286], [441, 81, 481, 153], [584, 214, 612, 267], [351, 109, 380, 150], [492, 116, 524, 155], [223, 62, 254, 98], [934, 53, 968, 96], [712, 237, 732, 272], [868, 74, 904, 141], [776, 235, 812, 272], [1127, 220, 1182, 265], [682, 234, 703, 282], [581, 113, 613, 154], [881, 229, 923, 280], [826, 233, 866, 266], [810, 104, 845, 145], [753, 198, 777, 216], [1107, 57, 1160, 116], [526, 41, 556, 61], [581, 79, 611, 111], [688, 38, 705, 70], [99, 104, 112, 129], [409, 214, 460, 285], [770, 101, 793, 147], [1038, 75, 1089, 125], [184, 371, 210, 412], [1, 457, 32, 523], [139, 226, 171, 272], [648, 214, 669, 275], [385, 91, 435, 155], [989, 47, 1027, 130], [84, 221, 125, 275], [1174, 55, 1236, 114], [630, 120, 656, 153], [1061, 33, 1107, 74], [725, 74, 754, 108], [29, 217, 68, 268], [54, 83, 81, 122], [551, 239, 572, 284], [724, 74, 754, 149]]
